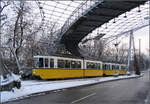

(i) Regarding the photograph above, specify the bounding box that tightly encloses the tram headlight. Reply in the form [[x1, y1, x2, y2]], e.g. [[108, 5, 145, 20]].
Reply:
[[33, 69, 36, 74]]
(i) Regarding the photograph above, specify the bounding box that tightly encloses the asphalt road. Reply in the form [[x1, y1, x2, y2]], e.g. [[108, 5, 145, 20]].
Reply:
[[4, 72, 150, 104]]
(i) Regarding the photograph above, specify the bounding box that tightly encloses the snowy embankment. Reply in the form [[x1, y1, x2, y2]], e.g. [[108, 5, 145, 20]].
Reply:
[[0, 74, 141, 103]]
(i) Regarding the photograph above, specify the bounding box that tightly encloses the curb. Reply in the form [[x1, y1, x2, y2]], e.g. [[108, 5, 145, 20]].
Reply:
[[69, 75, 142, 88]]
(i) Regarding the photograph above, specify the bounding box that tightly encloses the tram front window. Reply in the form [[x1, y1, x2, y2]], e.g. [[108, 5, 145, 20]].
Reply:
[[33, 58, 39, 68]]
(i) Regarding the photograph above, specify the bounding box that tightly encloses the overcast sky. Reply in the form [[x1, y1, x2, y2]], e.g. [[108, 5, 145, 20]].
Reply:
[[133, 26, 149, 55], [121, 26, 149, 56]]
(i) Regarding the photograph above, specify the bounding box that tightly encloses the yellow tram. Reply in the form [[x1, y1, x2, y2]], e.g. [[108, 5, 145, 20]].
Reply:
[[32, 55, 126, 79]]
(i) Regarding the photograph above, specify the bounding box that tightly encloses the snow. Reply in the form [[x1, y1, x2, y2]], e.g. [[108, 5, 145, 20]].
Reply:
[[0, 73, 20, 86], [0, 74, 141, 103]]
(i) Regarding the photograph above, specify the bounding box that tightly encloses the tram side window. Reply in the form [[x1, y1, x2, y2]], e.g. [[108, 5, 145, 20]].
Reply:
[[58, 59, 65, 68], [39, 58, 44, 68], [98, 63, 101, 69], [96, 63, 98, 69], [76, 61, 81, 69], [71, 61, 76, 68], [94, 63, 97, 69], [118, 65, 121, 70], [108, 65, 110, 70], [50, 58, 54, 68], [115, 65, 118, 69], [106, 64, 108, 70], [87, 62, 94, 69], [112, 65, 115, 70], [124, 66, 126, 69], [45, 58, 48, 67], [87, 62, 90, 69], [91, 63, 95, 69], [124, 66, 127, 70], [105, 64, 108, 70], [121, 66, 123, 69], [115, 65, 117, 69], [87, 62, 98, 69], [65, 60, 70, 68], [116, 65, 119, 69], [102, 64, 106, 70], [89, 62, 95, 69], [110, 65, 111, 70], [122, 66, 126, 69], [106, 64, 110, 70]]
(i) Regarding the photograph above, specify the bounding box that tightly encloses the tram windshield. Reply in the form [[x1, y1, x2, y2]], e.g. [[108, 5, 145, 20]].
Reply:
[[33, 57, 39, 68]]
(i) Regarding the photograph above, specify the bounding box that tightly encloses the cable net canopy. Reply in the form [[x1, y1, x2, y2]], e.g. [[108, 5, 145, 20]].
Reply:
[[37, 0, 149, 56], [38, 1, 149, 40], [38, 1, 85, 30]]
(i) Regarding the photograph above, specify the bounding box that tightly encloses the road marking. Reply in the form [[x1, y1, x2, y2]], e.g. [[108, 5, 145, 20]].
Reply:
[[144, 94, 150, 104], [71, 93, 96, 104]]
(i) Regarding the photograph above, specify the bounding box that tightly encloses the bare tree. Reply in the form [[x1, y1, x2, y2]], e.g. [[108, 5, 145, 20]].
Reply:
[[2, 1, 43, 73], [0, 0, 11, 77], [0, 0, 10, 28], [79, 38, 106, 60], [37, 22, 61, 55]]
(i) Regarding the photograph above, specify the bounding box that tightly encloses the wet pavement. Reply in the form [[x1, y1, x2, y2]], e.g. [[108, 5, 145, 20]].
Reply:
[[4, 72, 150, 104]]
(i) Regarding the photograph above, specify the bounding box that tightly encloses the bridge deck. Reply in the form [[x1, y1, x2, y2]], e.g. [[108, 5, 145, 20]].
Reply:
[[61, 0, 147, 56]]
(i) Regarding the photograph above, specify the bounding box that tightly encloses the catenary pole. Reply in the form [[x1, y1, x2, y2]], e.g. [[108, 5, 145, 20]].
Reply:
[[127, 30, 133, 72]]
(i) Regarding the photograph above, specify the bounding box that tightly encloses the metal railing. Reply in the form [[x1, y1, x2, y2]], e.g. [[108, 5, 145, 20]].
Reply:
[[57, 0, 104, 40]]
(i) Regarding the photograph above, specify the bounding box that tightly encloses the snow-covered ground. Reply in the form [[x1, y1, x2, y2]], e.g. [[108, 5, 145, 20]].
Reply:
[[0, 73, 20, 86], [0, 74, 141, 103]]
